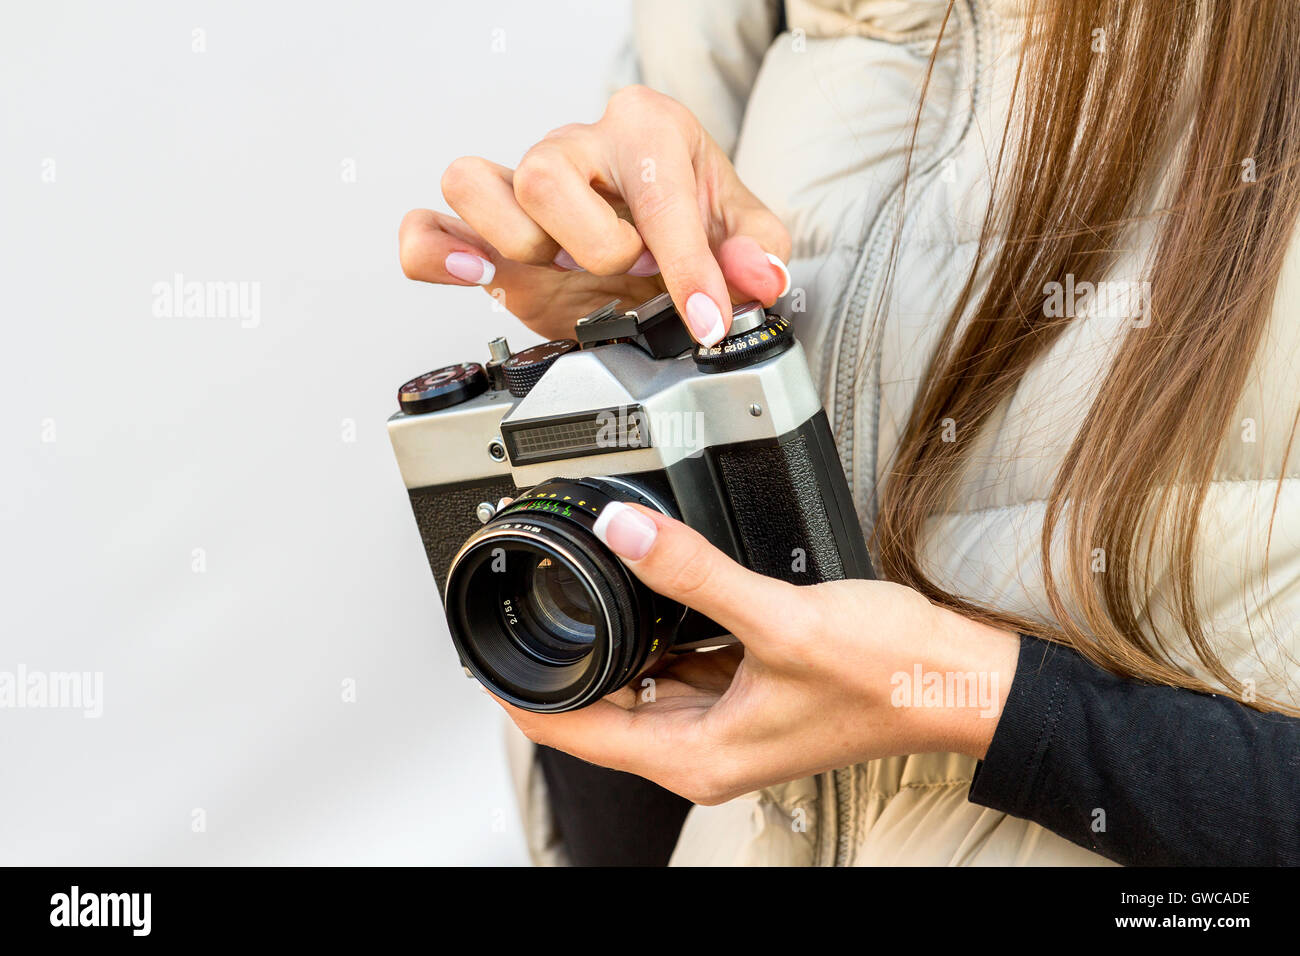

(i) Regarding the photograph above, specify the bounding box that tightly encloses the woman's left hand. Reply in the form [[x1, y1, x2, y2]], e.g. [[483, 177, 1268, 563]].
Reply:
[[494, 503, 1022, 806]]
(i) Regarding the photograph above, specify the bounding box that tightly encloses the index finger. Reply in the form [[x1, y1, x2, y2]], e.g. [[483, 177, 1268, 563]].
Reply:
[[613, 137, 731, 347]]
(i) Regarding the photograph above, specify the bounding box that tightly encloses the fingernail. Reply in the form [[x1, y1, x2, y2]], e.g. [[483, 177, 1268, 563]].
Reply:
[[766, 253, 792, 297], [626, 250, 660, 277], [685, 292, 726, 347], [445, 252, 495, 285], [553, 249, 584, 272], [592, 501, 657, 561]]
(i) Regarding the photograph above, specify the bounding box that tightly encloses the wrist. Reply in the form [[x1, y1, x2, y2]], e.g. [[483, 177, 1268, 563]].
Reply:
[[908, 603, 1020, 760]]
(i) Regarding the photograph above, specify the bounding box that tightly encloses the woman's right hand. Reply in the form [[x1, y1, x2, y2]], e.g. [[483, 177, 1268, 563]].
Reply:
[[399, 85, 791, 344]]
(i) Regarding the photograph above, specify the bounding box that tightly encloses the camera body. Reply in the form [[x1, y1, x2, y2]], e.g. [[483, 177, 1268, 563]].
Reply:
[[388, 294, 872, 712]]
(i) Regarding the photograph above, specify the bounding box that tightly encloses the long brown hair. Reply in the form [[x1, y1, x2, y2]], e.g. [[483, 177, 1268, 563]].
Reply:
[[872, 0, 1300, 711]]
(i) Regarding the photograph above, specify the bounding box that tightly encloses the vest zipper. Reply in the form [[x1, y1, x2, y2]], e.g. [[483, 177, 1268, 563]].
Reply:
[[819, 0, 988, 867]]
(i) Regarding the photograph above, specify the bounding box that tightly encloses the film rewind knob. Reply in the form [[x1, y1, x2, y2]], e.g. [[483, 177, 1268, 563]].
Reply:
[[502, 339, 578, 398]]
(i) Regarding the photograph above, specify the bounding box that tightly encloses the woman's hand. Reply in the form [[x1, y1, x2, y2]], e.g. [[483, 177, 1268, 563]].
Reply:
[[399, 85, 791, 343], [494, 503, 1021, 806]]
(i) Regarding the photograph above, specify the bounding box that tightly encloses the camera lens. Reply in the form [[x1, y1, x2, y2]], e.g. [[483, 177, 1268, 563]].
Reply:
[[444, 477, 680, 712], [519, 557, 597, 662]]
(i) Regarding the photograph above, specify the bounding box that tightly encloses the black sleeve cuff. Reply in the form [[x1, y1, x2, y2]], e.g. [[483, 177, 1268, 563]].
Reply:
[[968, 633, 1071, 818], [965, 631, 1300, 865]]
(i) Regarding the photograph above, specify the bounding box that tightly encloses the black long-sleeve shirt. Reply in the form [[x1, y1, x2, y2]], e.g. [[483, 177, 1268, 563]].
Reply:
[[968, 634, 1300, 865]]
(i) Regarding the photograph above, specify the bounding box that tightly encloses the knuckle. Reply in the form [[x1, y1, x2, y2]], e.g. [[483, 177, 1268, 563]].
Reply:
[[661, 538, 718, 603], [606, 84, 688, 129], [440, 155, 488, 205], [512, 147, 566, 207], [607, 83, 662, 115], [397, 207, 424, 239], [541, 122, 588, 142]]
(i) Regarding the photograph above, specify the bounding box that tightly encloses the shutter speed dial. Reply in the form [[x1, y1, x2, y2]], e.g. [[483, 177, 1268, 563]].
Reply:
[[692, 309, 795, 373]]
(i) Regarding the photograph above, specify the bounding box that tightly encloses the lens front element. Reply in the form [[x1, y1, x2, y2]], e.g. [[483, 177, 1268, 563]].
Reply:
[[522, 557, 598, 660], [443, 477, 678, 712]]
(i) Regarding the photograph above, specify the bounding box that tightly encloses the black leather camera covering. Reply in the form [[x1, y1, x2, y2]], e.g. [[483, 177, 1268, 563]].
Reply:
[[408, 475, 520, 599], [712, 409, 871, 586], [716, 437, 843, 582]]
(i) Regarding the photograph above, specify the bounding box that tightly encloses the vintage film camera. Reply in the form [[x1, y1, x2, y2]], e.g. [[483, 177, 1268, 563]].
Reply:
[[389, 294, 871, 712]]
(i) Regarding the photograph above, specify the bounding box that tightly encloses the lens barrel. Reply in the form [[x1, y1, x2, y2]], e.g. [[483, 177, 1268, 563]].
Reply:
[[443, 477, 680, 712]]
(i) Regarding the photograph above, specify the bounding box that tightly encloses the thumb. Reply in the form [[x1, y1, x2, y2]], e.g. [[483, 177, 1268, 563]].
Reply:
[[719, 235, 792, 307], [716, 179, 792, 307], [591, 502, 795, 641]]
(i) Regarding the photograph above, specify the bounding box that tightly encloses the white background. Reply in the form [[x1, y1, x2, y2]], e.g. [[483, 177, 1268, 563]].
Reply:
[[1, 0, 632, 865]]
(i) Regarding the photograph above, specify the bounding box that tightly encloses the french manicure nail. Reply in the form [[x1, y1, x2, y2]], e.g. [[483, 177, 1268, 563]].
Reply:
[[445, 252, 495, 285], [553, 250, 584, 272], [685, 292, 726, 348], [626, 250, 660, 277], [766, 253, 792, 297], [592, 501, 657, 561]]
